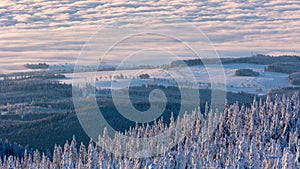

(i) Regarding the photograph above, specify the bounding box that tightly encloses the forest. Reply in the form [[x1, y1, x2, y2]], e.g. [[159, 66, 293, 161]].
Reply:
[[1, 59, 300, 168], [0, 74, 260, 154], [1, 93, 300, 168]]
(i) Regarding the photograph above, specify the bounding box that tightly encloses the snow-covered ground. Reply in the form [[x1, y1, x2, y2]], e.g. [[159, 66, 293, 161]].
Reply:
[[188, 63, 297, 95], [60, 63, 299, 95], [46, 63, 117, 72]]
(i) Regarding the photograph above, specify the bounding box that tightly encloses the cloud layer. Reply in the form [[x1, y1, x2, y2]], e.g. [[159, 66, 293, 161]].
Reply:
[[0, 0, 299, 70]]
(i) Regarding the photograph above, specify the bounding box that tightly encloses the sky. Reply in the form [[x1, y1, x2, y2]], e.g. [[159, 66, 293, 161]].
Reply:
[[0, 0, 300, 72]]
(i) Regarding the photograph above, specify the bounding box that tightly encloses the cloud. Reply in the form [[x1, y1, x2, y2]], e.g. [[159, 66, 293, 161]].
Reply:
[[0, 0, 299, 72]]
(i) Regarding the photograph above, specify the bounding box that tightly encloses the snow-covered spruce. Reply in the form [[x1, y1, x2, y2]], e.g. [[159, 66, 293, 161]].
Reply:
[[1, 93, 300, 168]]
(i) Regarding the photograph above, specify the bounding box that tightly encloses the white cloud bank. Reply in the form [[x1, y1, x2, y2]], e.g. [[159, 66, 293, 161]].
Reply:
[[0, 0, 299, 71]]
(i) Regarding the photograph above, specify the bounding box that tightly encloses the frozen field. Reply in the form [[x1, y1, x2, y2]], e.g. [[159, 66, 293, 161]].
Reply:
[[61, 63, 299, 95]]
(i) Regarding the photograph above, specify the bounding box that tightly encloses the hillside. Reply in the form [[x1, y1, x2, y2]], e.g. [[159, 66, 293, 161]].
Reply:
[[1, 93, 300, 168], [170, 54, 300, 67]]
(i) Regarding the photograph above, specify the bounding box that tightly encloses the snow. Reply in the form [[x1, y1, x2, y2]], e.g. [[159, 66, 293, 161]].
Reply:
[[1, 111, 8, 115], [3, 94, 300, 168], [60, 63, 299, 95], [1, 61, 296, 95]]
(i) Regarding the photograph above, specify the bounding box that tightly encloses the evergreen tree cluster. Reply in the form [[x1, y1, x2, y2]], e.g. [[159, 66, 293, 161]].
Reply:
[[1, 93, 300, 168]]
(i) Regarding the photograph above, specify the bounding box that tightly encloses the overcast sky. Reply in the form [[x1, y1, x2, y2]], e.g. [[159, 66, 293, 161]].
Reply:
[[0, 0, 299, 69]]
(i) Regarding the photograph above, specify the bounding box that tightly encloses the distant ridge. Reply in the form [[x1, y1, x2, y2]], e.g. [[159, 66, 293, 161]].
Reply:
[[170, 54, 300, 67], [24, 63, 49, 70]]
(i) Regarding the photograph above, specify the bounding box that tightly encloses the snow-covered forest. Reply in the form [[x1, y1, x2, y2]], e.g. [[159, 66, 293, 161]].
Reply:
[[1, 93, 300, 169]]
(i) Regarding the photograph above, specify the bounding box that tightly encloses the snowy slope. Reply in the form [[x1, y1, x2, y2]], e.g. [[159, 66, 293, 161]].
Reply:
[[61, 63, 299, 95]]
